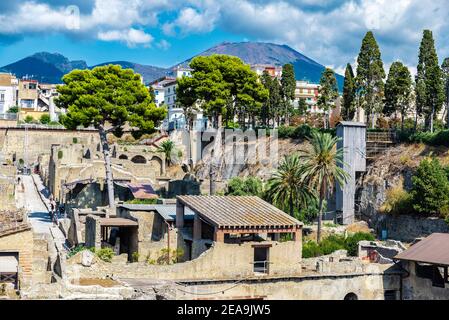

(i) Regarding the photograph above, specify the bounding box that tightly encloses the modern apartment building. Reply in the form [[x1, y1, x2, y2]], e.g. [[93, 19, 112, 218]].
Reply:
[[0, 73, 18, 114], [150, 66, 206, 131], [294, 80, 321, 113], [251, 64, 283, 78]]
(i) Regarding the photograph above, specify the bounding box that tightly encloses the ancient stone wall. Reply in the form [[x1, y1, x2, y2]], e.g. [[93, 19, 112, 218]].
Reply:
[[67, 241, 302, 281], [373, 214, 449, 242], [0, 229, 34, 288], [402, 261, 449, 300], [0, 128, 100, 165], [175, 272, 400, 300]]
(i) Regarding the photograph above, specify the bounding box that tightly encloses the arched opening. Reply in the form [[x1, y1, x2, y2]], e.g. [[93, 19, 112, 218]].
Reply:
[[150, 156, 163, 175], [119, 154, 128, 160], [344, 293, 358, 300], [131, 155, 147, 164]]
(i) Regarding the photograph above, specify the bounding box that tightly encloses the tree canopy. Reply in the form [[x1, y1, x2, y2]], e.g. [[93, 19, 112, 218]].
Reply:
[[56, 65, 166, 136], [56, 65, 167, 208], [342, 63, 356, 121], [356, 31, 385, 128], [318, 68, 339, 128], [176, 55, 268, 129], [384, 61, 413, 129], [416, 30, 445, 132]]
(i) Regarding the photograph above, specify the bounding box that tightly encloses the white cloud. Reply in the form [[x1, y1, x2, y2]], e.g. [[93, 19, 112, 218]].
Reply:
[[156, 39, 171, 50], [1, 0, 449, 72], [97, 28, 153, 47]]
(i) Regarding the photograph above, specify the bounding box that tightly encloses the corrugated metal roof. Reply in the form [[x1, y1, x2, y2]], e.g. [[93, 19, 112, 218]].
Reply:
[[176, 196, 302, 229], [118, 204, 194, 222], [337, 121, 366, 127], [394, 233, 449, 266]]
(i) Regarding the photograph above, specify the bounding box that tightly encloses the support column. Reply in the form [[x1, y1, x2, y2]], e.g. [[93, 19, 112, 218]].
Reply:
[[214, 228, 225, 242], [176, 202, 185, 229], [293, 228, 302, 243], [193, 214, 202, 240]]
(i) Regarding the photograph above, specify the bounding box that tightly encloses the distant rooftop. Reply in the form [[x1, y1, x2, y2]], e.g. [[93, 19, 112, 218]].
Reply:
[[337, 121, 366, 127], [119, 203, 194, 222], [177, 196, 302, 229], [395, 233, 449, 267]]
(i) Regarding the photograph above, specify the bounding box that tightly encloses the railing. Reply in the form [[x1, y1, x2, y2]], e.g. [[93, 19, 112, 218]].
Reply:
[[0, 113, 18, 120], [253, 261, 270, 274]]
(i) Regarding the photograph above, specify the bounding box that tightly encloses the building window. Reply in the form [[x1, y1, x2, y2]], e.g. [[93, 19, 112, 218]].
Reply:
[[29, 84, 37, 90], [155, 90, 159, 95], [168, 88, 171, 93], [0, 93, 4, 102]]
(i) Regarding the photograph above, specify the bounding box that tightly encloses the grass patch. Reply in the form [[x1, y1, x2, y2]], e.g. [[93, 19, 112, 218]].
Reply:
[[302, 232, 375, 258]]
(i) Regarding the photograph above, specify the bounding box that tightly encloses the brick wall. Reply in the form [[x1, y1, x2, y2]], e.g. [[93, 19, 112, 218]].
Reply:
[[0, 228, 34, 288]]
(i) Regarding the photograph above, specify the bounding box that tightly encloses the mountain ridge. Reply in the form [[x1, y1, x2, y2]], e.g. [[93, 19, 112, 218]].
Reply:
[[0, 42, 343, 89]]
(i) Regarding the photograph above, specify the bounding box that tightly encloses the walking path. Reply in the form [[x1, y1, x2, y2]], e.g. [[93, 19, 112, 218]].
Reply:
[[17, 174, 66, 249]]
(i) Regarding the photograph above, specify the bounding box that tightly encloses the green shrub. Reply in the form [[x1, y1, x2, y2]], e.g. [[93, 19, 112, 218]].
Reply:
[[380, 183, 414, 215], [226, 177, 264, 197], [302, 232, 375, 258], [344, 232, 375, 256], [302, 240, 322, 258], [39, 114, 51, 124], [95, 248, 115, 262], [125, 198, 158, 205], [67, 245, 90, 258], [58, 150, 63, 159], [411, 157, 449, 215], [24, 115, 34, 123], [320, 234, 346, 255], [131, 252, 140, 263], [72, 137, 78, 144], [7, 106, 19, 113]]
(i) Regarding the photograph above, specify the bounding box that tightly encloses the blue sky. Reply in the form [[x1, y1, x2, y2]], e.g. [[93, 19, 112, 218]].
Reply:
[[0, 0, 448, 74]]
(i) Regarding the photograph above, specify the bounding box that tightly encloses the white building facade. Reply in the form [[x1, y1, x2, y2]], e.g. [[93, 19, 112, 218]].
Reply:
[[0, 73, 18, 114]]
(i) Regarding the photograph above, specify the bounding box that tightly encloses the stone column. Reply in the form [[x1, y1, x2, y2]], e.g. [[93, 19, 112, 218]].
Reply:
[[193, 214, 202, 241], [176, 202, 185, 229], [214, 228, 225, 242], [293, 228, 302, 243]]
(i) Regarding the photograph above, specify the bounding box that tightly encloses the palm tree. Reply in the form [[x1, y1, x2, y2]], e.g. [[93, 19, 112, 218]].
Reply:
[[157, 140, 175, 167], [266, 154, 315, 217], [300, 131, 349, 243]]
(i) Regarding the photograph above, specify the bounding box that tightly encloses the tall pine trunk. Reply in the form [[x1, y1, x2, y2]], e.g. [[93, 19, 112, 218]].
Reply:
[[98, 124, 115, 209]]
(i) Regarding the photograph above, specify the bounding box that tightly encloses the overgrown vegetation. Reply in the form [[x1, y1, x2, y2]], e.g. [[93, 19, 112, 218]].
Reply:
[[125, 198, 158, 205], [381, 157, 449, 219], [39, 114, 51, 125], [302, 232, 375, 258], [277, 124, 336, 140], [226, 177, 264, 197], [67, 245, 115, 263]]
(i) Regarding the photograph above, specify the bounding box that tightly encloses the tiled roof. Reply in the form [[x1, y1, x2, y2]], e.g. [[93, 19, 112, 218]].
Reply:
[[176, 196, 302, 229]]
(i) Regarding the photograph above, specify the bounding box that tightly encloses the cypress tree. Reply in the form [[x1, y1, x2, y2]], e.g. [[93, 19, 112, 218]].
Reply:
[[415, 30, 445, 132], [355, 31, 385, 128], [442, 58, 449, 128], [318, 68, 339, 129], [281, 64, 296, 125], [384, 61, 412, 130], [342, 63, 356, 121]]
